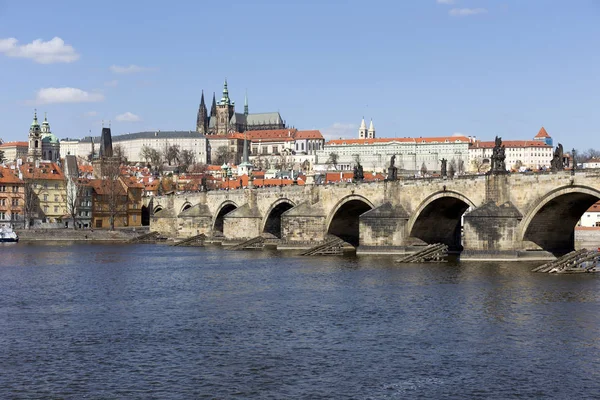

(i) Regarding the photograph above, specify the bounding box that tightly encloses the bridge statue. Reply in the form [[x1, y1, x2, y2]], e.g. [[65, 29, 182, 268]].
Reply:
[[387, 155, 398, 181], [441, 158, 447, 178], [353, 162, 364, 182], [489, 136, 508, 175], [551, 144, 564, 172]]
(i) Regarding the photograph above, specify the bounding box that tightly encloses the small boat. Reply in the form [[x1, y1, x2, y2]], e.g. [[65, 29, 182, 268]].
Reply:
[[0, 226, 19, 243]]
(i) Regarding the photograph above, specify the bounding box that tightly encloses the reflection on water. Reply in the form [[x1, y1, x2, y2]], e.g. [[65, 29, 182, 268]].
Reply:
[[0, 243, 599, 399]]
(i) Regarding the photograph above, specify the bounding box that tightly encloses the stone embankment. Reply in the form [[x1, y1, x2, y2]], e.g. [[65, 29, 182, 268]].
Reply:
[[16, 227, 148, 243]]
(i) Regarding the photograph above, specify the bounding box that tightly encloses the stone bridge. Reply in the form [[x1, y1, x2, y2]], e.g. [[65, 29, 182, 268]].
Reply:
[[147, 171, 600, 259]]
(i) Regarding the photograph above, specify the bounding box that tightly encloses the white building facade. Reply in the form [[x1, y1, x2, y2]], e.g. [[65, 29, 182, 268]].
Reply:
[[316, 136, 472, 173]]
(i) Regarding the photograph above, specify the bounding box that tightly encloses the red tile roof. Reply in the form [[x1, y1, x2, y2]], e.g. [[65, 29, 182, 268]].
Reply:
[[0, 167, 23, 184], [19, 162, 65, 180], [534, 127, 551, 138], [327, 136, 470, 146], [0, 141, 28, 148], [471, 140, 551, 149], [295, 130, 324, 139]]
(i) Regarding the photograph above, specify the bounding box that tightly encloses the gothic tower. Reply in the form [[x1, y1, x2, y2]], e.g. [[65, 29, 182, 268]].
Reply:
[[216, 80, 235, 135], [358, 117, 367, 139], [196, 90, 208, 134], [210, 92, 217, 117], [244, 91, 249, 116], [27, 110, 42, 161]]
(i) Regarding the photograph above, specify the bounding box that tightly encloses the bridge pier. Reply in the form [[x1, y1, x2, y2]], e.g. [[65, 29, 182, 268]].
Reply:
[[280, 202, 327, 248], [223, 204, 263, 241], [358, 202, 409, 254]]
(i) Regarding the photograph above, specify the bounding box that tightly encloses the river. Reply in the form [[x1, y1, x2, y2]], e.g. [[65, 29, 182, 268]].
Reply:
[[0, 243, 599, 399]]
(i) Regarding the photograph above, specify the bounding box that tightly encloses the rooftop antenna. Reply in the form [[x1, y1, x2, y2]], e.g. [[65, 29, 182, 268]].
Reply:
[[102, 120, 104, 128]]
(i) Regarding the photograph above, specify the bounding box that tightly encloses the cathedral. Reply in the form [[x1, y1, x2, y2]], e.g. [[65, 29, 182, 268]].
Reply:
[[27, 111, 60, 162], [196, 80, 286, 135]]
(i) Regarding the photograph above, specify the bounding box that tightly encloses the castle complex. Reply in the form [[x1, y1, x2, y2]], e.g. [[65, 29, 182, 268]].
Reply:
[[196, 80, 286, 135]]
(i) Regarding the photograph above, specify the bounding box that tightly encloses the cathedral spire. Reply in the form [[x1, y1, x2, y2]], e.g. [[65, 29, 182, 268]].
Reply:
[[210, 92, 217, 116], [244, 90, 248, 116], [197, 90, 208, 133], [358, 117, 367, 139], [31, 109, 39, 127]]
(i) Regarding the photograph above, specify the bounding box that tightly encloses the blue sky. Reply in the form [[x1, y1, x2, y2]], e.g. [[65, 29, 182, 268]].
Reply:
[[1, 0, 599, 149]]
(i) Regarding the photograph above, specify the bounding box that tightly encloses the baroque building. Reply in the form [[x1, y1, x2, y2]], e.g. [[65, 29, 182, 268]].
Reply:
[[27, 111, 60, 162], [196, 80, 286, 135]]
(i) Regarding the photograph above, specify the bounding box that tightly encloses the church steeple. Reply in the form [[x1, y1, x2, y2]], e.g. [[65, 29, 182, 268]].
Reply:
[[220, 79, 231, 105], [244, 91, 249, 116], [41, 112, 51, 134], [358, 117, 367, 139], [368, 119, 375, 139], [196, 90, 208, 134]]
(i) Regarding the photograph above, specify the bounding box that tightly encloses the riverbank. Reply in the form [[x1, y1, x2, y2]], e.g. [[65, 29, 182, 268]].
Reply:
[[15, 227, 147, 242]]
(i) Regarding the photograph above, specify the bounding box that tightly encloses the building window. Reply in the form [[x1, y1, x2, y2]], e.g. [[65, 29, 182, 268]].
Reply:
[[43, 205, 49, 213], [54, 195, 59, 202], [43, 194, 48, 201], [0, 185, 5, 192], [12, 199, 18, 206], [0, 212, 5, 220], [54, 206, 58, 213], [55, 184, 59, 190], [12, 186, 18, 193], [0, 198, 5, 206], [96, 219, 102, 228], [133, 215, 137, 222]]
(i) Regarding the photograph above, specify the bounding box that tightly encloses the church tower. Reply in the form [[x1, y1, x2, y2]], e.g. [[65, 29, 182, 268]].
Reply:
[[216, 80, 235, 135], [196, 90, 208, 134], [368, 119, 375, 139], [27, 110, 43, 161], [358, 117, 367, 139]]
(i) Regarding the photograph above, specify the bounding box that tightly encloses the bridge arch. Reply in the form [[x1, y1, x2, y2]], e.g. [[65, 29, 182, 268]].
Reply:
[[213, 201, 238, 234], [262, 198, 296, 238], [407, 190, 476, 250], [519, 185, 600, 255], [326, 195, 375, 246]]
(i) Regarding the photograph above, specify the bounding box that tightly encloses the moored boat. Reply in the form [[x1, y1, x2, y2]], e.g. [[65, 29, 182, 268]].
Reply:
[[0, 227, 19, 243]]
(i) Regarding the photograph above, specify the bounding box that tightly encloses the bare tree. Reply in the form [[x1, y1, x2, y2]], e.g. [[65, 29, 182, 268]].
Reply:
[[189, 162, 208, 174], [22, 178, 40, 229], [457, 158, 465, 175], [448, 159, 457, 178], [165, 145, 181, 166], [513, 160, 523, 171], [327, 152, 339, 170], [471, 157, 490, 173], [420, 162, 428, 177], [100, 159, 127, 231], [179, 149, 195, 172], [139, 145, 153, 163], [215, 146, 232, 165], [113, 144, 128, 164], [65, 177, 87, 229]]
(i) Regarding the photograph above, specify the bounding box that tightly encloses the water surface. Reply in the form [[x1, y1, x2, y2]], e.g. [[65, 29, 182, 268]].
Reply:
[[0, 243, 599, 399]]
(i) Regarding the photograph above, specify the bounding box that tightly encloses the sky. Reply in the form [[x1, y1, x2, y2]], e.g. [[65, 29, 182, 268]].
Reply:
[[1, 0, 599, 150]]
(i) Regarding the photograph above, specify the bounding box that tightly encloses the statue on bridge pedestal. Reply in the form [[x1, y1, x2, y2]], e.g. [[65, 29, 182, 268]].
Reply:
[[489, 136, 508, 175], [441, 158, 447, 178], [387, 155, 398, 181], [550, 143, 564, 172], [353, 162, 364, 182]]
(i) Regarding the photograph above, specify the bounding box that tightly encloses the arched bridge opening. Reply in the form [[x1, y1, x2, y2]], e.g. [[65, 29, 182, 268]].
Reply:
[[263, 201, 295, 238], [327, 198, 373, 246], [522, 190, 600, 256], [409, 195, 472, 251], [141, 206, 150, 226], [213, 203, 237, 235]]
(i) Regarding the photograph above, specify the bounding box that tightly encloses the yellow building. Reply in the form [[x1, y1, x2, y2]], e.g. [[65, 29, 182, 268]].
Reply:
[[19, 162, 67, 227]]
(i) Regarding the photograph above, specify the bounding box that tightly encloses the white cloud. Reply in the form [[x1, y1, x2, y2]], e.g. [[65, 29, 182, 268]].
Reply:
[[104, 80, 118, 87], [31, 87, 104, 105], [83, 111, 98, 117], [109, 64, 156, 74], [437, 0, 455, 4], [321, 122, 357, 141], [116, 112, 141, 122], [449, 8, 487, 16], [0, 37, 79, 64]]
